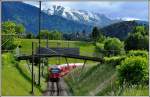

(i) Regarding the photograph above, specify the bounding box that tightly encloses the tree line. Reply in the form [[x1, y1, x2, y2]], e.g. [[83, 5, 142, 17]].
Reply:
[[1, 21, 149, 52]]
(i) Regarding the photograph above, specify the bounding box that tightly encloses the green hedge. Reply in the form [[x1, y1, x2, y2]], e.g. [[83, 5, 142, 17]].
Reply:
[[127, 50, 148, 58], [104, 56, 126, 66]]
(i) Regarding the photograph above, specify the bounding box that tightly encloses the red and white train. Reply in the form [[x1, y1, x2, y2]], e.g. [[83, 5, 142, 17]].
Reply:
[[48, 63, 83, 79]]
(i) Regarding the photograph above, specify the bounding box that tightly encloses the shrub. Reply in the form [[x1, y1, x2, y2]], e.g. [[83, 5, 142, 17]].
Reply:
[[104, 56, 126, 66], [117, 56, 148, 85], [104, 37, 125, 56], [127, 50, 148, 58]]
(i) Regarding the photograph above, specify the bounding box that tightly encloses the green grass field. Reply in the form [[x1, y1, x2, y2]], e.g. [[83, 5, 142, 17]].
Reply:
[[15, 39, 95, 55]]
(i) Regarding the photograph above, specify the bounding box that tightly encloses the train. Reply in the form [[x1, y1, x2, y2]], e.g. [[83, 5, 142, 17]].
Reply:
[[48, 63, 83, 81]]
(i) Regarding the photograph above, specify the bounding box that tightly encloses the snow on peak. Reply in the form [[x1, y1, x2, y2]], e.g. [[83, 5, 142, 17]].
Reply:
[[43, 5, 114, 27]]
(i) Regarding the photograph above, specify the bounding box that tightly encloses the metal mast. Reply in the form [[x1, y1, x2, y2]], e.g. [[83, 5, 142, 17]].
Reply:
[[38, 0, 41, 86]]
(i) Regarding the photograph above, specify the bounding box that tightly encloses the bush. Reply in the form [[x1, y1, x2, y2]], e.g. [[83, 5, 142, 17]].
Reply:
[[127, 50, 148, 58], [117, 56, 148, 85], [104, 37, 125, 56], [104, 56, 126, 66]]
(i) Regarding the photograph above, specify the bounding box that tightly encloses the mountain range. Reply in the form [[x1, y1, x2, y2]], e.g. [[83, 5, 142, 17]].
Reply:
[[2, 1, 148, 39], [2, 1, 92, 35], [43, 5, 120, 27]]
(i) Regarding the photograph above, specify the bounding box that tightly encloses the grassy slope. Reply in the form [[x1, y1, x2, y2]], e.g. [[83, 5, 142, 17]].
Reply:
[[97, 81, 149, 96], [2, 53, 45, 95], [65, 62, 149, 96], [65, 63, 116, 96]]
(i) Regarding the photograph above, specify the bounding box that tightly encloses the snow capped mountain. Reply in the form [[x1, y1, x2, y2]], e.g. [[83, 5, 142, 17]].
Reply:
[[43, 5, 119, 27]]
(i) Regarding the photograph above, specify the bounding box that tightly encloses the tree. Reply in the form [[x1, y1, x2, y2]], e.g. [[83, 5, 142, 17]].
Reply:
[[82, 30, 86, 36], [91, 27, 104, 42], [54, 31, 62, 40], [125, 26, 148, 51], [15, 24, 25, 34], [37, 30, 62, 40], [26, 32, 35, 39], [2, 21, 17, 50], [91, 27, 99, 41], [36, 30, 49, 39], [132, 26, 146, 35], [41, 30, 49, 39], [104, 37, 124, 56]]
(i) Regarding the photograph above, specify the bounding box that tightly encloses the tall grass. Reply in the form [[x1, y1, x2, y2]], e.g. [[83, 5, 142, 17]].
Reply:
[[122, 85, 149, 96], [96, 78, 149, 96]]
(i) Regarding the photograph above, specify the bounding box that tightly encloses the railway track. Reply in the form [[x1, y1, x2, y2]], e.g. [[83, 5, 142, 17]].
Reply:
[[43, 78, 69, 96]]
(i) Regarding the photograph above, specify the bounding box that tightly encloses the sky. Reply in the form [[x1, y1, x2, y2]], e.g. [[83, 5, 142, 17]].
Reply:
[[24, 0, 149, 21]]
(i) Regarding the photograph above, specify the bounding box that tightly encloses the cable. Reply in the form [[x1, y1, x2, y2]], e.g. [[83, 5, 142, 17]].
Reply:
[[1, 39, 11, 46]]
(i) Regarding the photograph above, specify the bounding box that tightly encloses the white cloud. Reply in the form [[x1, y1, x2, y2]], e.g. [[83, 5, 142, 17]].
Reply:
[[122, 17, 140, 21]]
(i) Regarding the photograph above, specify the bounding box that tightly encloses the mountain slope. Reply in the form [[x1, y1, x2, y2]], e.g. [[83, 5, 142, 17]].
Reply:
[[101, 20, 148, 40], [2, 1, 92, 35]]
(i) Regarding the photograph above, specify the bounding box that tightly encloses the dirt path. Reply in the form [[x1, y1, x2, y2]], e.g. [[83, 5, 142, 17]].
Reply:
[[43, 78, 71, 96], [89, 74, 116, 96]]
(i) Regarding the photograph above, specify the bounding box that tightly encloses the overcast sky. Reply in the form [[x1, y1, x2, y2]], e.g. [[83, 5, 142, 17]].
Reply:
[[24, 0, 149, 21]]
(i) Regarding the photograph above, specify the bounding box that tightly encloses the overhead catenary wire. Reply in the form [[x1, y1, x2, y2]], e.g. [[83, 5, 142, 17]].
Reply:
[[1, 39, 11, 46], [1, 34, 26, 36]]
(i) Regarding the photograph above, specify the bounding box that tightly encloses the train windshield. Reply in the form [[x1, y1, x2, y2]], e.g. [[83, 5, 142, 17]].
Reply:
[[51, 68, 60, 73]]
